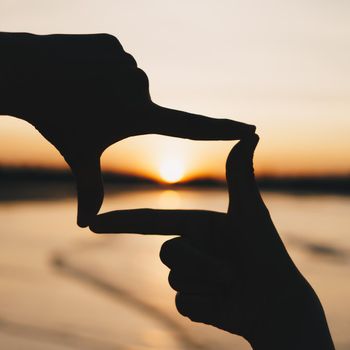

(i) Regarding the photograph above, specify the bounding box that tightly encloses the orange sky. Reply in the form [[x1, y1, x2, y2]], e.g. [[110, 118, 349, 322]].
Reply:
[[0, 0, 349, 182]]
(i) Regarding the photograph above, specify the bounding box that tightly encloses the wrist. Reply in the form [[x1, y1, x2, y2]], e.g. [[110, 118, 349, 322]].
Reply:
[[247, 286, 334, 350]]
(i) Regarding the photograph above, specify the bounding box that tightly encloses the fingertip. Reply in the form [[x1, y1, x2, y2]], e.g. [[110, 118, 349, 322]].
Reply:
[[77, 219, 89, 228], [175, 292, 211, 322], [247, 133, 260, 158], [245, 124, 257, 134], [232, 133, 259, 155], [88, 215, 105, 233], [77, 195, 103, 228], [242, 132, 259, 145], [78, 212, 99, 228], [76, 185, 104, 228], [88, 224, 99, 233], [73, 158, 104, 228], [251, 132, 260, 143], [225, 121, 257, 139], [149, 104, 257, 140], [77, 208, 90, 228], [159, 237, 184, 267], [246, 132, 260, 151]]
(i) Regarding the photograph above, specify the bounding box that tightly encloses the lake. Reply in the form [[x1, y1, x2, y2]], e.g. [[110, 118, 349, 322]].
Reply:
[[0, 186, 349, 349]]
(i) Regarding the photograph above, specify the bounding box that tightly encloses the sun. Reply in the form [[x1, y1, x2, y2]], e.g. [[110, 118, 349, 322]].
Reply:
[[159, 159, 185, 184]]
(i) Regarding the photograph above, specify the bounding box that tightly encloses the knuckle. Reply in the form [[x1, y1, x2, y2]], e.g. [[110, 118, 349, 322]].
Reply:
[[159, 241, 171, 265], [89, 224, 98, 233], [175, 293, 189, 317], [175, 294, 208, 323], [168, 270, 181, 291], [159, 237, 181, 265], [89, 223, 101, 234], [98, 33, 118, 46], [88, 217, 104, 234]]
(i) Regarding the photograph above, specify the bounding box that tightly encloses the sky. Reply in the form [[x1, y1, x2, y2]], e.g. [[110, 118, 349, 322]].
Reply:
[[0, 0, 349, 181]]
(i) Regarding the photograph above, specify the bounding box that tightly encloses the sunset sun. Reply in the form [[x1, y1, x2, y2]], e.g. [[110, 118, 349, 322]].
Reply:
[[159, 159, 185, 184]]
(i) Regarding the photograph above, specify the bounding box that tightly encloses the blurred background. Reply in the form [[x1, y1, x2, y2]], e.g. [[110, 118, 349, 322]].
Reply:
[[0, 0, 349, 349]]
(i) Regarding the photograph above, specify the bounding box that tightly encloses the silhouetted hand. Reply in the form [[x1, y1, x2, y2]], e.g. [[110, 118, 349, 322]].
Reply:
[[90, 135, 334, 349], [0, 32, 255, 227]]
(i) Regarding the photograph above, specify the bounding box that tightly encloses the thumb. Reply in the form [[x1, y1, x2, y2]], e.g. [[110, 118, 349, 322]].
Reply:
[[226, 134, 266, 216], [70, 155, 104, 228]]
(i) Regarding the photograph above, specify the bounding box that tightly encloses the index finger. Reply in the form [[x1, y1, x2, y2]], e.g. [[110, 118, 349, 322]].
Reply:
[[89, 209, 225, 236], [138, 103, 256, 141]]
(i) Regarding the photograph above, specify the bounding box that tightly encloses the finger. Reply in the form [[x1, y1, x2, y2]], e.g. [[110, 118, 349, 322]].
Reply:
[[160, 237, 214, 270], [160, 238, 232, 284], [160, 237, 232, 294], [70, 155, 104, 228], [226, 134, 268, 216], [167, 262, 232, 293], [89, 209, 225, 236], [169, 270, 221, 293], [141, 103, 256, 140], [160, 237, 201, 268], [176, 292, 218, 325]]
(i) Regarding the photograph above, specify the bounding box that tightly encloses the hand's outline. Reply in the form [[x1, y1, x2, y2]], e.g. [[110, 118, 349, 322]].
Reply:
[[0, 32, 255, 226], [90, 135, 334, 349]]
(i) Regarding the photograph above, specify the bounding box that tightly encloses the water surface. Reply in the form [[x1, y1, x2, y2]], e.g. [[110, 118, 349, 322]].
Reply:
[[0, 186, 349, 349]]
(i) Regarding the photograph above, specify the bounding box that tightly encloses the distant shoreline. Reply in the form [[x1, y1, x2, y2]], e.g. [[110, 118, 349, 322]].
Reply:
[[0, 166, 349, 200]]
